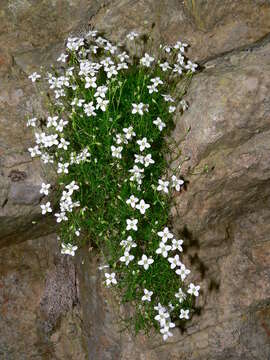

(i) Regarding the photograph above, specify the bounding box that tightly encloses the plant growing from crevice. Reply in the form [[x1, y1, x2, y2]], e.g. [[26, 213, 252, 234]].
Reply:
[[27, 29, 200, 341]]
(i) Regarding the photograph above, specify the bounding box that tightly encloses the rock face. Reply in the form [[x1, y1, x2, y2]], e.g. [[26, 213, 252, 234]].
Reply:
[[0, 234, 86, 359], [1, 1, 270, 359], [92, 0, 270, 62]]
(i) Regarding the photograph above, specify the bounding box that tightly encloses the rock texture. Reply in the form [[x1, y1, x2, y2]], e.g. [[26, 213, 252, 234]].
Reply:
[[0, 234, 86, 359], [92, 0, 270, 62], [1, 0, 270, 359]]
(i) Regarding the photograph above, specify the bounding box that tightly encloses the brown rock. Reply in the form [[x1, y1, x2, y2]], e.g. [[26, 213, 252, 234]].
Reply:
[[1, 1, 270, 359], [0, 233, 87, 359], [92, 0, 270, 62]]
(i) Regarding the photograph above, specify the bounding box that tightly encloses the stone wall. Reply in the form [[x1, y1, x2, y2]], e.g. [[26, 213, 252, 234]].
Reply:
[[0, 1, 270, 359]]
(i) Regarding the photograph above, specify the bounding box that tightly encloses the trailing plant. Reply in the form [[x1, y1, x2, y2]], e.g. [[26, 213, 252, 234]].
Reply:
[[27, 29, 200, 341]]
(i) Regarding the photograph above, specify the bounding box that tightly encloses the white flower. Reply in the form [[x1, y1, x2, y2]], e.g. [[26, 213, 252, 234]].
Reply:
[[160, 324, 175, 341], [40, 201, 52, 214], [29, 72, 41, 82], [180, 99, 189, 111], [115, 133, 127, 145], [163, 45, 171, 53], [66, 36, 84, 51], [117, 62, 128, 70], [123, 126, 136, 140], [40, 183, 51, 196], [186, 60, 198, 72], [171, 239, 183, 252], [132, 103, 145, 116], [169, 105, 176, 113], [157, 227, 173, 242], [138, 254, 154, 270], [179, 309, 189, 320], [75, 228, 81, 236], [151, 77, 163, 87], [171, 175, 184, 191], [174, 41, 188, 53], [168, 254, 181, 269], [94, 85, 108, 98], [86, 29, 98, 38], [175, 288, 186, 303], [176, 264, 190, 281], [101, 57, 114, 67], [187, 283, 200, 297], [96, 97, 109, 111], [38, 133, 59, 148], [135, 154, 144, 165], [157, 179, 169, 193], [105, 272, 117, 286], [154, 303, 167, 313], [156, 241, 171, 258], [54, 89, 65, 99], [142, 288, 153, 302], [126, 31, 139, 40], [177, 53, 185, 66], [55, 212, 68, 223], [105, 65, 118, 78], [66, 67, 74, 77], [155, 310, 170, 327], [140, 53, 154, 67], [71, 98, 85, 107], [126, 195, 139, 209], [57, 53, 68, 62], [84, 102, 96, 117], [137, 137, 150, 152], [66, 181, 79, 194], [27, 117, 37, 127], [111, 145, 123, 159], [159, 62, 171, 71], [144, 154, 155, 167], [55, 119, 68, 132], [162, 94, 174, 102], [61, 243, 78, 256], [57, 162, 69, 174], [147, 84, 158, 94], [173, 64, 183, 75], [153, 117, 166, 131], [41, 153, 53, 164], [120, 250, 135, 266], [120, 236, 137, 250], [118, 51, 129, 62], [47, 116, 58, 128], [129, 165, 144, 184], [58, 138, 70, 150], [129, 165, 144, 175], [104, 42, 117, 54], [126, 218, 138, 231], [136, 199, 150, 215], [85, 76, 97, 88], [160, 326, 174, 341]]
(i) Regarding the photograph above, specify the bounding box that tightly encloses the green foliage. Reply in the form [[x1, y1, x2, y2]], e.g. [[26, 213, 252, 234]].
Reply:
[[28, 32, 200, 339]]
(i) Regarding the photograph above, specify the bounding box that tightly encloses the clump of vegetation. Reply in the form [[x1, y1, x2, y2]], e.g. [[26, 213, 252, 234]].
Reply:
[[27, 29, 200, 340]]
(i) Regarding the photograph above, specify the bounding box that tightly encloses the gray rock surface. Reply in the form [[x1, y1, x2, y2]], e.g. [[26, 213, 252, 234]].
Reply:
[[0, 1, 270, 359], [92, 0, 270, 62], [0, 234, 86, 359]]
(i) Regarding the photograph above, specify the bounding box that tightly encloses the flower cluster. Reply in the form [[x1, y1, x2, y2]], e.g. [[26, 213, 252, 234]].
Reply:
[[27, 29, 200, 339]]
